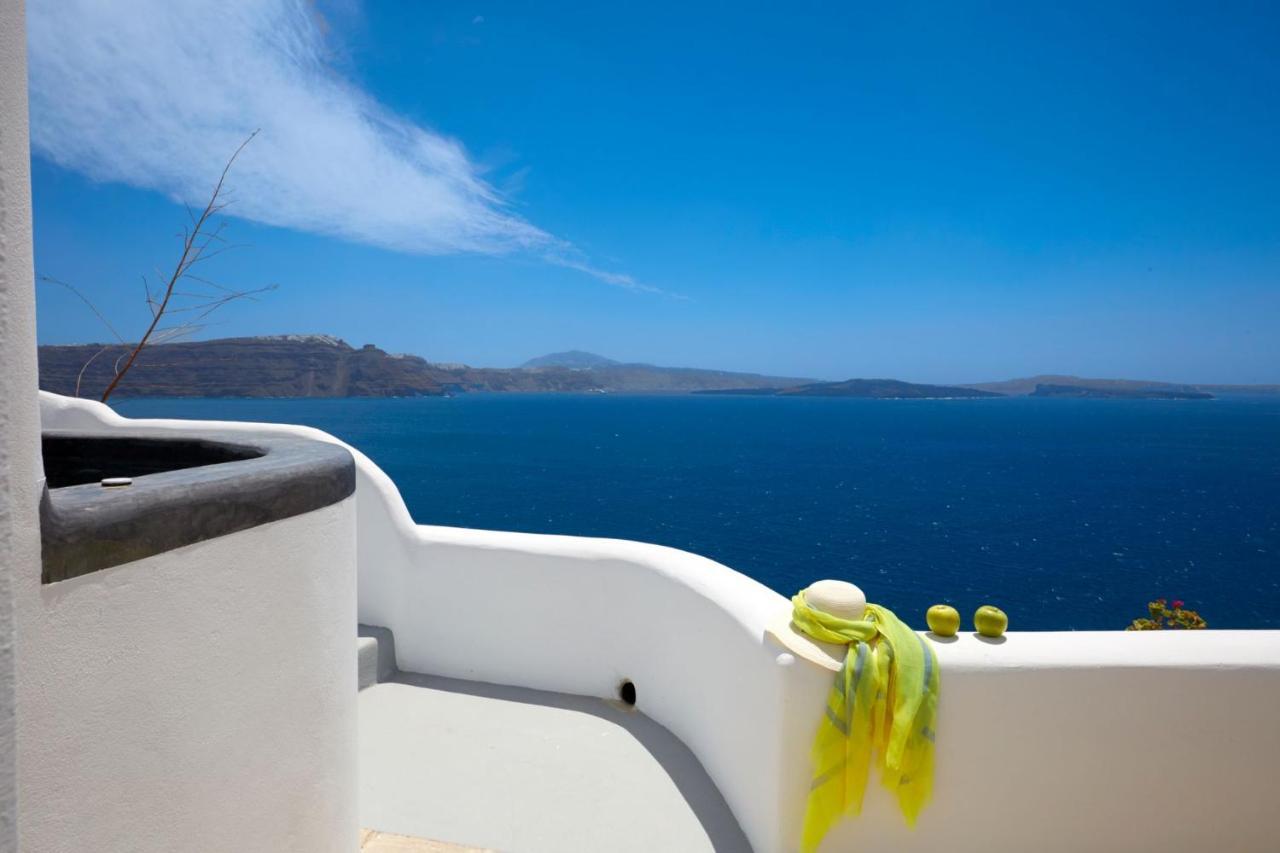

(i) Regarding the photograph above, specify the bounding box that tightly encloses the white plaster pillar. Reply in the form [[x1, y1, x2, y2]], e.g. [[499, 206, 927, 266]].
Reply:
[[0, 1, 39, 850]]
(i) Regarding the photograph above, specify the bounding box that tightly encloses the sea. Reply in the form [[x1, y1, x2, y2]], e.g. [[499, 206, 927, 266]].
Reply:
[[115, 394, 1280, 631]]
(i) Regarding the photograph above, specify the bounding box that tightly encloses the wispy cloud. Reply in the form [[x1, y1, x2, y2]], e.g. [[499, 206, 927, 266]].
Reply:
[[26, 0, 644, 290], [545, 255, 665, 295]]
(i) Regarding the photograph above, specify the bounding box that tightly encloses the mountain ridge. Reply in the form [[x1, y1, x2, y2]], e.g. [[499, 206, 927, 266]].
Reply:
[[36, 337, 1280, 399], [36, 337, 813, 398], [521, 350, 620, 369]]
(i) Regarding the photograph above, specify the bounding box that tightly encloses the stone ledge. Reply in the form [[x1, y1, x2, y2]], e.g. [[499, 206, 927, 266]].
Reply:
[[40, 428, 355, 582]]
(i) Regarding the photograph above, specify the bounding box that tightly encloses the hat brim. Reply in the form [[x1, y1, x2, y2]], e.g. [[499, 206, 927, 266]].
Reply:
[[764, 606, 849, 672]]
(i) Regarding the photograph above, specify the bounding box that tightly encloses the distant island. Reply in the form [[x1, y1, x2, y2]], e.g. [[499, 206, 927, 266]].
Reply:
[[697, 379, 1001, 399], [1030, 383, 1213, 400], [963, 374, 1279, 398], [36, 336, 1279, 400]]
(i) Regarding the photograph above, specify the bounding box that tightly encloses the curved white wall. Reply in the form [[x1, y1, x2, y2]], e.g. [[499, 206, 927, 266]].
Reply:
[[26, 397, 358, 853], [375, 526, 792, 851], [40, 393, 1280, 853]]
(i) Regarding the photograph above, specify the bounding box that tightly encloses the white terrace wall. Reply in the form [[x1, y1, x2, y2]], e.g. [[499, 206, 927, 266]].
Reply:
[[40, 394, 1280, 853], [27, 399, 359, 852], [781, 630, 1280, 852], [359, 521, 1280, 852], [365, 525, 793, 853], [18, 499, 359, 853]]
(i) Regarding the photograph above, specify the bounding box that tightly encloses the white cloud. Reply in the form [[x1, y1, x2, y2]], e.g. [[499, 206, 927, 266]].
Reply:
[[543, 255, 662, 295], [26, 0, 642, 289]]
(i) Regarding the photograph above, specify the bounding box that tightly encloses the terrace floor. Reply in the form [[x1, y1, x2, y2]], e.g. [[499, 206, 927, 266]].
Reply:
[[358, 671, 751, 853]]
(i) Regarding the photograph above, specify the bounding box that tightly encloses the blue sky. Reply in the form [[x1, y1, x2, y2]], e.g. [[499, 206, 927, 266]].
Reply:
[[28, 1, 1280, 383]]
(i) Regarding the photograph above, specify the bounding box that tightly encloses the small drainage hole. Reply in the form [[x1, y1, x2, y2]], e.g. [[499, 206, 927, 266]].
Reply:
[[619, 679, 637, 706]]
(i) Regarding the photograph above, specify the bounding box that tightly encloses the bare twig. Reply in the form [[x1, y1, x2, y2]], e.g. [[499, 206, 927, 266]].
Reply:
[[98, 130, 261, 403], [36, 276, 130, 393], [141, 276, 158, 317], [74, 345, 113, 398], [39, 276, 127, 344], [40, 130, 270, 401]]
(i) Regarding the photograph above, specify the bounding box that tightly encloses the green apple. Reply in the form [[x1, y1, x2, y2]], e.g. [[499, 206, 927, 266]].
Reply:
[[926, 604, 960, 637], [974, 605, 1008, 638]]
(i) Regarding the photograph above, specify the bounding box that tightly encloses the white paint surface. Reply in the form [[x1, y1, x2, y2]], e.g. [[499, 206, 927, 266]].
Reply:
[[781, 630, 1280, 852], [18, 499, 359, 853], [0, 4, 36, 848], [28, 399, 358, 852], [39, 393, 1280, 852]]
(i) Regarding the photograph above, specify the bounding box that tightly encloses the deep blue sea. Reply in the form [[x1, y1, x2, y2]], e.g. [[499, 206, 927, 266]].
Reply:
[[115, 394, 1280, 631]]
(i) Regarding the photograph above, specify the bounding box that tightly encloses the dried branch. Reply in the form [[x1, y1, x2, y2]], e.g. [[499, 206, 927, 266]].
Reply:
[[141, 276, 158, 318], [74, 345, 112, 398], [36, 276, 130, 396], [39, 275, 127, 344], [98, 130, 261, 403], [40, 130, 272, 401]]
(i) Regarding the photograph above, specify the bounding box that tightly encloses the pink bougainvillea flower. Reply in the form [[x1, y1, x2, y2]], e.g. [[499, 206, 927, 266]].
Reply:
[[1172, 600, 1185, 609]]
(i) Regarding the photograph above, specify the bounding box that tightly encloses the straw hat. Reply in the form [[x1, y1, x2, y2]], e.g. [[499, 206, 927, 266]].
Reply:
[[765, 579, 866, 672]]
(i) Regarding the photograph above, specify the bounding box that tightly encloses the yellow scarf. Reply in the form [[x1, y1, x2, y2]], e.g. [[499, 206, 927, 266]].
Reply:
[[793, 593, 939, 852]]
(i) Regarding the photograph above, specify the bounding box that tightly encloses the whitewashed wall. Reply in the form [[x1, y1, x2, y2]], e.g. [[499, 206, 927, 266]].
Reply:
[[370, 526, 793, 852], [364, 524, 1280, 853], [28, 399, 359, 853], [41, 394, 1280, 853], [18, 500, 359, 853], [0, 2, 37, 848], [780, 630, 1280, 852]]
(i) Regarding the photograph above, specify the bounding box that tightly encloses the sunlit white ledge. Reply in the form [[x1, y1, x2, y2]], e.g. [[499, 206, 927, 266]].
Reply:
[[928, 627, 1279, 670]]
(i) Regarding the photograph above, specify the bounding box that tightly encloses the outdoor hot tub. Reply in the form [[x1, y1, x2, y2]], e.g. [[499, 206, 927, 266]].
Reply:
[[39, 429, 355, 583]]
